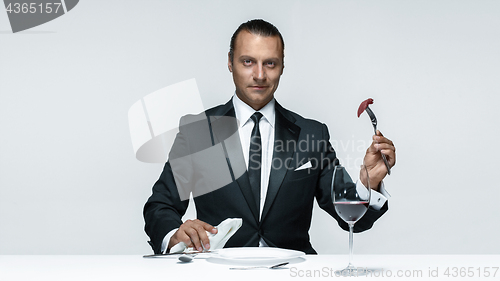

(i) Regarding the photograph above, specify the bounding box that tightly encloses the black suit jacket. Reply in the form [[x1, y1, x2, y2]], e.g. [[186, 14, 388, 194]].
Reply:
[[143, 99, 388, 254]]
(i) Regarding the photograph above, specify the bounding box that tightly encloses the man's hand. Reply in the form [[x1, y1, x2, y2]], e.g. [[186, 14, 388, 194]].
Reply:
[[363, 130, 396, 190], [168, 219, 218, 252]]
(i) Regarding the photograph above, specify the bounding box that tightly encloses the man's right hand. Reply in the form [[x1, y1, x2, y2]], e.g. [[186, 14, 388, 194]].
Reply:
[[168, 219, 218, 252]]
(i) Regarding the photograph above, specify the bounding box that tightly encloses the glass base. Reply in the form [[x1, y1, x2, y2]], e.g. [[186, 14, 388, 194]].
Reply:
[[335, 265, 375, 277]]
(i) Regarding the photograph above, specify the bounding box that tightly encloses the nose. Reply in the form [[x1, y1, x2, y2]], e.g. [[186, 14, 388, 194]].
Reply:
[[253, 65, 266, 81]]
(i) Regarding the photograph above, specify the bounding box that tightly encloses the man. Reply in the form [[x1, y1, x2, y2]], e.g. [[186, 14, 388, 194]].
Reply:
[[144, 19, 395, 254]]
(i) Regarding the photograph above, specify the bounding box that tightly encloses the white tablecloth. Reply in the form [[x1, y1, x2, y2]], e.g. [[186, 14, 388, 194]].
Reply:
[[1, 255, 499, 280]]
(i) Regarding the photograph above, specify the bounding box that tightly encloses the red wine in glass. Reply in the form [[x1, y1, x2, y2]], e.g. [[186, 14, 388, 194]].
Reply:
[[334, 201, 369, 224]]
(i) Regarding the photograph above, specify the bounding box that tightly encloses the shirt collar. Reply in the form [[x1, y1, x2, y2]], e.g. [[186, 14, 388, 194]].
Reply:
[[232, 93, 275, 128]]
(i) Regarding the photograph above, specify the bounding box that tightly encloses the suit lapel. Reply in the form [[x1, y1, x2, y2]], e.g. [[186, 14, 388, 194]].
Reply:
[[261, 102, 300, 222], [208, 100, 260, 223]]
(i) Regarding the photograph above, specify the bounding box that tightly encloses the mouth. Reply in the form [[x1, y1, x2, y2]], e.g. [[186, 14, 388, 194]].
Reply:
[[249, 85, 268, 90]]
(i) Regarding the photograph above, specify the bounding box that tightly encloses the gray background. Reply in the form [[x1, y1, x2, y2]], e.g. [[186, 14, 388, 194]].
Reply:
[[1, 0, 499, 255]]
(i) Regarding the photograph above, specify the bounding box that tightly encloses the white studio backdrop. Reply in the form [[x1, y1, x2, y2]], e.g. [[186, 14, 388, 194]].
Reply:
[[1, 0, 499, 255]]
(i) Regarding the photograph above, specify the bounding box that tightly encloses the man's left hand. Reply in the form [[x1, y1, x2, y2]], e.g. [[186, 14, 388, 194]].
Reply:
[[363, 130, 396, 190]]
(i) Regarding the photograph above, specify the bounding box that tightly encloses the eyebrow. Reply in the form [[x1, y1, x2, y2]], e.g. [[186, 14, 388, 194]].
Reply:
[[238, 55, 255, 61], [238, 55, 280, 61]]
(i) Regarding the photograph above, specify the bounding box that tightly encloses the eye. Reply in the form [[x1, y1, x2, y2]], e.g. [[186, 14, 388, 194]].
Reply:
[[243, 59, 252, 66], [266, 61, 276, 68]]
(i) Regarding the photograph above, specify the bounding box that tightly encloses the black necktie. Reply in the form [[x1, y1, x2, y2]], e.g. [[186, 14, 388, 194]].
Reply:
[[248, 112, 263, 213]]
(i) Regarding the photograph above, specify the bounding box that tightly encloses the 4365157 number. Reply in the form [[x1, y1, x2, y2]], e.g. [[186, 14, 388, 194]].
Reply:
[[5, 3, 62, 14], [443, 267, 498, 278]]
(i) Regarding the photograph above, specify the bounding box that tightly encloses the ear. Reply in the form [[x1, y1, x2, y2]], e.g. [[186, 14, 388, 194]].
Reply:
[[227, 52, 233, 72]]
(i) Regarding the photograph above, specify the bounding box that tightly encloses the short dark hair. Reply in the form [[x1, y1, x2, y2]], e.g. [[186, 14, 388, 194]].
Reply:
[[229, 19, 285, 63]]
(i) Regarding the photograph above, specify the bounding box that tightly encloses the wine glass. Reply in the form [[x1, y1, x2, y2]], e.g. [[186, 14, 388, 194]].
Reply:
[[331, 164, 371, 276]]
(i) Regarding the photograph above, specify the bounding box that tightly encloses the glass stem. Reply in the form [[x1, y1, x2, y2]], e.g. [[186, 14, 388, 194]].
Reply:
[[348, 222, 354, 268]]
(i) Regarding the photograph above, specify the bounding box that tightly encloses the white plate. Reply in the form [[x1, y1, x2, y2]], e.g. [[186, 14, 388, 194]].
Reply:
[[209, 247, 305, 265]]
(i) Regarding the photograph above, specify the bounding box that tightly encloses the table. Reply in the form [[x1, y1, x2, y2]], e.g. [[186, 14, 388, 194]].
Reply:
[[1, 255, 499, 280]]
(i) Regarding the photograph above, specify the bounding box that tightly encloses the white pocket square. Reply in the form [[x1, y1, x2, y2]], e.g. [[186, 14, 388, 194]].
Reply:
[[294, 161, 312, 171]]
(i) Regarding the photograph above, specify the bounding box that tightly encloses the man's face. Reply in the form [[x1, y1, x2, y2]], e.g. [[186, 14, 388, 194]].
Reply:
[[228, 30, 284, 111]]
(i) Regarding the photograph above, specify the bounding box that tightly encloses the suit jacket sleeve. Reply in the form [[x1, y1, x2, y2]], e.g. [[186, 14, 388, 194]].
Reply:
[[143, 116, 193, 254], [315, 123, 388, 233]]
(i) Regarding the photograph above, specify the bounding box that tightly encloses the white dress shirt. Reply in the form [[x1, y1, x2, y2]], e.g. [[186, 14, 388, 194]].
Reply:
[[232, 94, 275, 218]]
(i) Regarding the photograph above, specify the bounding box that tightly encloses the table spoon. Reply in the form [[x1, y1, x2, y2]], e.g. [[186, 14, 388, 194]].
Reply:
[[178, 254, 197, 262]]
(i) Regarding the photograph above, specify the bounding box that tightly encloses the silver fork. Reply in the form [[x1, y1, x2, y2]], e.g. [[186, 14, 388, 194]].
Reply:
[[229, 262, 289, 270], [364, 107, 391, 175]]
